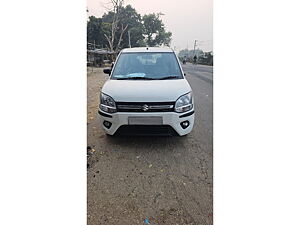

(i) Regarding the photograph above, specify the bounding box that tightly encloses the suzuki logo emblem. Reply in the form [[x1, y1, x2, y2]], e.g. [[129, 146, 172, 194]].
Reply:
[[142, 104, 149, 111]]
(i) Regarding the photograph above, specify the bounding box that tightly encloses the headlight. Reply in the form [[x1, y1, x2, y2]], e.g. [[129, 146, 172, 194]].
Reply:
[[100, 93, 117, 113], [175, 92, 193, 113]]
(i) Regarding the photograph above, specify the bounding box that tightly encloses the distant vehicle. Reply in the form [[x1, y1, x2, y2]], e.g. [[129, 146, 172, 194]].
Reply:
[[99, 47, 195, 136], [193, 55, 197, 64]]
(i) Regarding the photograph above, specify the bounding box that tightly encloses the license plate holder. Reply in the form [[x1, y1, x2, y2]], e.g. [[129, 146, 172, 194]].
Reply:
[[128, 116, 163, 125]]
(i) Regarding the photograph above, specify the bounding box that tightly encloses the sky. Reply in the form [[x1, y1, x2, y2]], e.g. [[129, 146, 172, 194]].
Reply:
[[87, 0, 213, 52]]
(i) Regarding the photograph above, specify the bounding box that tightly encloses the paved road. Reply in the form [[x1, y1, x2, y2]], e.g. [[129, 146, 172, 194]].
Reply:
[[183, 63, 213, 84], [87, 63, 213, 225]]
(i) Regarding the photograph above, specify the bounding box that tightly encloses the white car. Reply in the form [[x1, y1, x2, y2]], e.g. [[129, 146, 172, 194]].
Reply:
[[98, 47, 194, 136]]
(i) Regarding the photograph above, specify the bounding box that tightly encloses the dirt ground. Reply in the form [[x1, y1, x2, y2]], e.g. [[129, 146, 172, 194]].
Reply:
[[87, 66, 213, 225]]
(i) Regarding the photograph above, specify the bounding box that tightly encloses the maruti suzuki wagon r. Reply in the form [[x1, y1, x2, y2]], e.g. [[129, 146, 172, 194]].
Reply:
[[98, 47, 194, 136]]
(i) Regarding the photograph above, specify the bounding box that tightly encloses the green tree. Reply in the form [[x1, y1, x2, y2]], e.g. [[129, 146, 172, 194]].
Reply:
[[87, 16, 105, 48], [102, 5, 144, 49], [101, 0, 129, 52], [178, 49, 204, 59], [87, 4, 173, 50], [118, 5, 144, 48], [142, 13, 172, 47]]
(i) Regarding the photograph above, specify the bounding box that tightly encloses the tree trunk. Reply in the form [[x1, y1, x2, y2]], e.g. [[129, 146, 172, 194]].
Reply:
[[116, 24, 128, 51]]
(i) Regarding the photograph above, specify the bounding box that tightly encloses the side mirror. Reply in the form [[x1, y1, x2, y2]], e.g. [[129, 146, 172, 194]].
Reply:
[[184, 73, 187, 76], [103, 68, 111, 75]]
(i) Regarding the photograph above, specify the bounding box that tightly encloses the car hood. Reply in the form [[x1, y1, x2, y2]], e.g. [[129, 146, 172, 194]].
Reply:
[[102, 79, 191, 102]]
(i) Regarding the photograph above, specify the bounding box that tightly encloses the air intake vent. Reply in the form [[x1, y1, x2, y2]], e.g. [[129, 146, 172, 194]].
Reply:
[[115, 125, 178, 136]]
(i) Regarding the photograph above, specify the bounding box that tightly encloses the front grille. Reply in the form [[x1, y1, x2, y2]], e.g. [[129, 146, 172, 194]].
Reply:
[[116, 102, 175, 112], [115, 125, 178, 136]]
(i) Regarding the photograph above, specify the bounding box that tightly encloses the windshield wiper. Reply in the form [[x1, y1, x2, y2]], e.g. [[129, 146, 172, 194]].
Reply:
[[159, 76, 179, 80], [116, 77, 155, 80]]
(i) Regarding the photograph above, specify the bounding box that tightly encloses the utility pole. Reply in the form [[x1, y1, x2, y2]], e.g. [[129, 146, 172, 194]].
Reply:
[[193, 40, 198, 56], [128, 30, 131, 48]]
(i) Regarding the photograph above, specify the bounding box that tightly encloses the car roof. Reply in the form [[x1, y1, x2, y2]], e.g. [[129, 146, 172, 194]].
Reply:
[[121, 47, 174, 53]]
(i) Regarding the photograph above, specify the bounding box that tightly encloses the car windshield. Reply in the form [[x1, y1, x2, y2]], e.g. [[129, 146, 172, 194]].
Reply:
[[110, 52, 183, 80]]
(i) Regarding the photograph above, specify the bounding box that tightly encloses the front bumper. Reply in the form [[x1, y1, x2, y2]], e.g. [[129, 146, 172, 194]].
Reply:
[[98, 110, 195, 136]]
